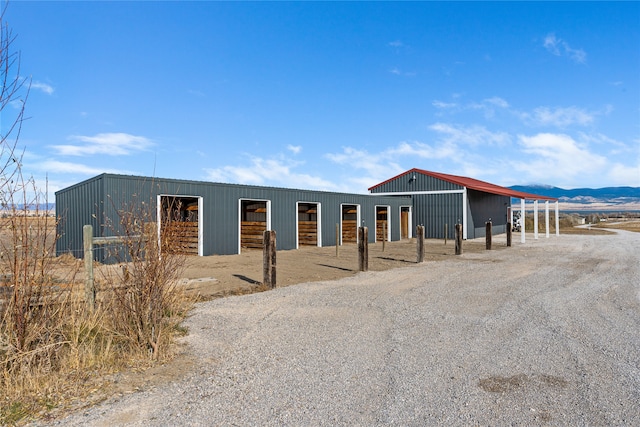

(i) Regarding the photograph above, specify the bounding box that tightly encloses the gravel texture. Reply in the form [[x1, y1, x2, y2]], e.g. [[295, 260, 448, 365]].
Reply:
[[36, 231, 640, 426]]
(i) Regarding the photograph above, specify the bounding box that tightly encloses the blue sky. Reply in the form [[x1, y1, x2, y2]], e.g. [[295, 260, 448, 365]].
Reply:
[[6, 1, 640, 196]]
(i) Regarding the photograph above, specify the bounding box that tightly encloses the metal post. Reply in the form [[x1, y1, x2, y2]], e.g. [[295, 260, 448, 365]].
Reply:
[[521, 198, 526, 244], [534, 200, 539, 240], [545, 200, 550, 238]]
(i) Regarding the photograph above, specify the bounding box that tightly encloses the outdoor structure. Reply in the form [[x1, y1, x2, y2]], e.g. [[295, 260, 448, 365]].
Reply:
[[368, 168, 558, 241], [55, 174, 411, 262]]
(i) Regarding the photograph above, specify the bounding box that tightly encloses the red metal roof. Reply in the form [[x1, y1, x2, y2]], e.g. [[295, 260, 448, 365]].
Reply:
[[369, 168, 557, 201]]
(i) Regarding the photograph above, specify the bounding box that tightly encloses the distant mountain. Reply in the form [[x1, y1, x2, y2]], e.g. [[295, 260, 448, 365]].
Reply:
[[509, 185, 640, 206]]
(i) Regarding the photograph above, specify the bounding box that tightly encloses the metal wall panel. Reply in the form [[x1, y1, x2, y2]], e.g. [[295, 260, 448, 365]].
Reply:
[[370, 170, 463, 193], [466, 190, 510, 239], [413, 193, 462, 239], [56, 174, 410, 261]]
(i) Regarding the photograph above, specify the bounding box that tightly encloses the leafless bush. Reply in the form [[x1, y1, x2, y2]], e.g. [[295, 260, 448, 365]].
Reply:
[[101, 196, 188, 359]]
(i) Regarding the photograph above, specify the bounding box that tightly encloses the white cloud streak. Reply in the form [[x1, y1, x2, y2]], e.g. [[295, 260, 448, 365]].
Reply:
[[205, 156, 339, 191], [52, 133, 154, 156], [36, 159, 131, 175], [543, 33, 587, 64], [287, 144, 302, 154], [31, 81, 55, 95], [429, 123, 511, 147], [521, 106, 595, 127]]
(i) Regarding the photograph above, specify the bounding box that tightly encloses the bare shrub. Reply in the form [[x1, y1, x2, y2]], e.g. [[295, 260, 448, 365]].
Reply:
[[100, 196, 188, 360]]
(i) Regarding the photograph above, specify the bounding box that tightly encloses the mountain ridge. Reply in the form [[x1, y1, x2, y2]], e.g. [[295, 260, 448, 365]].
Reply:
[[509, 185, 640, 207]]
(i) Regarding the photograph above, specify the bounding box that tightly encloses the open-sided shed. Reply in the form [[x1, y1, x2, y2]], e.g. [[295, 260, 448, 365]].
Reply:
[[368, 168, 557, 240], [55, 173, 411, 262]]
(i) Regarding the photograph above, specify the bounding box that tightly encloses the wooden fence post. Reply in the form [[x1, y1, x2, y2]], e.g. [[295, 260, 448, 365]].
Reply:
[[485, 221, 492, 250], [83, 224, 96, 311], [382, 222, 386, 252], [455, 223, 463, 255], [358, 226, 368, 272], [506, 222, 512, 247], [416, 225, 425, 263], [263, 230, 276, 288], [444, 223, 448, 245]]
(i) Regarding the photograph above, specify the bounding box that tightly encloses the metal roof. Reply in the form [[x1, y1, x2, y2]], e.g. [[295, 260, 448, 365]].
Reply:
[[369, 168, 557, 201]]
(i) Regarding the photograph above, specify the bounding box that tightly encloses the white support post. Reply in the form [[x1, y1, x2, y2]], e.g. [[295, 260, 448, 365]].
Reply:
[[520, 198, 526, 243], [545, 200, 550, 238], [533, 200, 539, 240], [462, 188, 468, 240], [555, 201, 560, 236]]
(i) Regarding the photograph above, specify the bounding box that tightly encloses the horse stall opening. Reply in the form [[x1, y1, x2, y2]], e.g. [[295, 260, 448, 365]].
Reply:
[[297, 202, 319, 247], [401, 206, 411, 239], [376, 205, 390, 242], [159, 195, 200, 255], [341, 204, 359, 244], [240, 199, 269, 251]]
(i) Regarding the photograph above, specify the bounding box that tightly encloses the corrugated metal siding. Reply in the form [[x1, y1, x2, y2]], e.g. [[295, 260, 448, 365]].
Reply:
[[413, 193, 462, 239], [467, 190, 510, 239], [55, 174, 105, 259], [56, 174, 410, 261], [370, 170, 463, 193]]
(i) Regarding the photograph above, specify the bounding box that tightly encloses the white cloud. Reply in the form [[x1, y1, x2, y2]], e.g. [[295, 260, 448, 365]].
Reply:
[[512, 133, 608, 185], [36, 159, 130, 175], [287, 144, 302, 154], [52, 132, 153, 156], [31, 81, 55, 95], [432, 96, 508, 118], [543, 33, 587, 64], [389, 67, 416, 77], [529, 106, 594, 127], [607, 163, 640, 187], [484, 97, 509, 109], [432, 100, 457, 109], [388, 40, 404, 48], [387, 140, 456, 160], [429, 122, 511, 147], [204, 156, 338, 191]]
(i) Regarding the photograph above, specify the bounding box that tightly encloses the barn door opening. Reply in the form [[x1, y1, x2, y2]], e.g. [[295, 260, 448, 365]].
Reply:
[[159, 195, 201, 256], [341, 204, 359, 244], [400, 206, 412, 239], [297, 202, 320, 247], [240, 199, 270, 252], [375, 206, 390, 243]]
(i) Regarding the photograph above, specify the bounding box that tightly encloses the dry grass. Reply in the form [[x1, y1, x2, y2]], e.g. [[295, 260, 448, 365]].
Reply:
[[592, 220, 640, 233], [0, 211, 196, 426]]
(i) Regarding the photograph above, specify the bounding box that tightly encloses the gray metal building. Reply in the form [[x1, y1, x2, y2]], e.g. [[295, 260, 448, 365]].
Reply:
[[56, 173, 412, 261], [368, 168, 556, 240]]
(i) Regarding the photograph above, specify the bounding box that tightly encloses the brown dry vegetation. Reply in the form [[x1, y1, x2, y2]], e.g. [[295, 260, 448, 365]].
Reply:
[[592, 219, 640, 233], [0, 209, 195, 426]]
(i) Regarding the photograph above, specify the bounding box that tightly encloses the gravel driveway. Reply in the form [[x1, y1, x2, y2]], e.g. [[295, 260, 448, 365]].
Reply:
[[39, 231, 640, 426]]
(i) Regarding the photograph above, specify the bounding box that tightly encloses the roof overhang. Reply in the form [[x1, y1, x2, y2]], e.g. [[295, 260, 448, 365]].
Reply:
[[369, 168, 557, 201]]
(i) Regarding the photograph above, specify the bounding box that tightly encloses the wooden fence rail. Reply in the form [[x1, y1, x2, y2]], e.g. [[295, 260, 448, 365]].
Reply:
[[83, 224, 141, 311]]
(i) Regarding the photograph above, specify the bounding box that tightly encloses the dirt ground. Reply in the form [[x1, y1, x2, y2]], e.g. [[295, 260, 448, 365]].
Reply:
[[178, 237, 500, 299]]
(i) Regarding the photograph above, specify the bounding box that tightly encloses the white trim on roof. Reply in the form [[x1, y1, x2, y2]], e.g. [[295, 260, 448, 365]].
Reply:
[[370, 189, 465, 196]]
